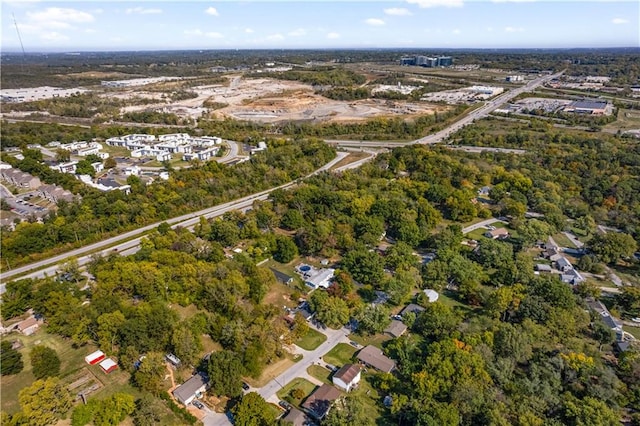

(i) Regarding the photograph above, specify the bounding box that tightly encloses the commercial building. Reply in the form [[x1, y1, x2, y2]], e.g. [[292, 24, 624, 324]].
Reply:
[[101, 77, 179, 88], [563, 99, 613, 116], [0, 86, 89, 103], [400, 55, 453, 67]]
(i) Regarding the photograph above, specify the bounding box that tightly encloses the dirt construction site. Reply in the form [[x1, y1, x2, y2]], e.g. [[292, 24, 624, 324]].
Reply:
[[117, 75, 447, 123]]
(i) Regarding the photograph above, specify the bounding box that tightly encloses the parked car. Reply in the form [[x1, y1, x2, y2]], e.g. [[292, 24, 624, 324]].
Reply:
[[192, 401, 204, 410], [278, 400, 292, 410], [325, 364, 338, 372], [242, 382, 250, 391], [632, 318, 640, 323], [349, 341, 360, 348]]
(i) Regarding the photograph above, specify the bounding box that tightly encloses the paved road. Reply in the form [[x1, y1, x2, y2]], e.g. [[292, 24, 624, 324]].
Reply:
[[461, 218, 507, 235], [258, 325, 351, 401], [562, 231, 584, 249], [0, 152, 348, 284], [447, 145, 526, 155], [327, 71, 564, 150]]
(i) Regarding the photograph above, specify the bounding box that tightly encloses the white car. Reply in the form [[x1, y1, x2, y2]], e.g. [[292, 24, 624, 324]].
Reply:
[[631, 318, 640, 323]]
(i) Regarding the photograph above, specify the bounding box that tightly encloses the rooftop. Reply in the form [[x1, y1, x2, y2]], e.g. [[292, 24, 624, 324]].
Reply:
[[333, 363, 361, 384], [302, 384, 341, 419], [173, 372, 209, 402], [384, 320, 407, 338], [356, 345, 395, 373]]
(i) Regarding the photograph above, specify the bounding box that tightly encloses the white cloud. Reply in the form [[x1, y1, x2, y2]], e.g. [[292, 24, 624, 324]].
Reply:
[[245, 28, 254, 34], [84, 29, 97, 34], [41, 31, 69, 42], [486, 26, 494, 32], [327, 32, 340, 39], [184, 29, 223, 38], [205, 7, 219, 16], [266, 33, 285, 41], [407, 0, 463, 8], [288, 28, 306, 36], [504, 26, 524, 32], [491, 0, 535, 2], [126, 7, 162, 15], [26, 7, 94, 30], [384, 7, 413, 16], [365, 18, 385, 26], [452, 28, 461, 34], [612, 18, 628, 24]]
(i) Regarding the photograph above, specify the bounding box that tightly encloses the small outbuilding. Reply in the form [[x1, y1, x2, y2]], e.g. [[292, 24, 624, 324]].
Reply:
[[99, 358, 118, 374], [423, 289, 439, 303], [85, 350, 106, 365]]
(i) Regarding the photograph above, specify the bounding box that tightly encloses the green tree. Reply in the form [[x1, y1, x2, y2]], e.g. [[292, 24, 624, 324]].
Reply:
[[29, 345, 61, 379], [356, 304, 391, 335], [18, 377, 72, 426], [55, 148, 71, 162], [313, 295, 350, 329], [97, 310, 126, 353], [75, 159, 96, 178], [104, 157, 117, 170], [414, 303, 461, 341], [93, 393, 136, 426], [562, 394, 619, 426], [132, 396, 162, 426], [133, 352, 167, 394], [0, 340, 24, 375], [273, 235, 298, 263], [207, 350, 243, 398], [589, 232, 637, 264], [231, 392, 274, 426], [171, 324, 203, 366], [324, 394, 376, 426], [341, 247, 384, 285]]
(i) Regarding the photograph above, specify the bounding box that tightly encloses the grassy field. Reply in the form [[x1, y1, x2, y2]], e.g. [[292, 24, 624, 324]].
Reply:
[[551, 233, 577, 249], [263, 281, 298, 309], [349, 333, 392, 350], [307, 365, 332, 384], [1, 329, 101, 414], [351, 373, 387, 421], [295, 328, 327, 351], [604, 108, 640, 132], [323, 343, 357, 367], [276, 377, 317, 408], [244, 353, 297, 388]]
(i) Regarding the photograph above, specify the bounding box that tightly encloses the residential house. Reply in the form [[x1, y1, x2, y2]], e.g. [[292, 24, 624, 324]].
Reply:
[[296, 264, 335, 289], [484, 228, 510, 239], [51, 161, 78, 174], [39, 184, 75, 203], [282, 407, 310, 426], [384, 320, 407, 338], [302, 384, 342, 420], [356, 345, 396, 373], [555, 257, 573, 272], [332, 364, 361, 392], [0, 168, 41, 189], [561, 269, 585, 285], [535, 264, 553, 273], [173, 372, 210, 406], [400, 304, 425, 317], [15, 316, 41, 336], [587, 299, 623, 335], [270, 268, 294, 285]]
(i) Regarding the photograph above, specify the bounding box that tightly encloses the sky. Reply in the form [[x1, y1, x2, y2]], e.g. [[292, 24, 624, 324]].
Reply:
[[1, 0, 638, 51]]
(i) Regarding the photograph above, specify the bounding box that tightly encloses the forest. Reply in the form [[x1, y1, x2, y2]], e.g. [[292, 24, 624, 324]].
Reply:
[[0, 138, 335, 268], [2, 125, 639, 425]]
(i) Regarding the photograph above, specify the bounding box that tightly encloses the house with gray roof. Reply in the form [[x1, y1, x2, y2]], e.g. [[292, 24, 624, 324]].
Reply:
[[173, 372, 209, 406], [356, 345, 395, 373]]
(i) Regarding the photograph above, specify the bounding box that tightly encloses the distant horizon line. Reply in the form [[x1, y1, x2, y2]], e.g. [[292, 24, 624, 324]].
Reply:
[[2, 46, 639, 54]]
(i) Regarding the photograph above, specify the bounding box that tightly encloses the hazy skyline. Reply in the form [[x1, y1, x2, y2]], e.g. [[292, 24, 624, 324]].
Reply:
[[1, 0, 638, 52]]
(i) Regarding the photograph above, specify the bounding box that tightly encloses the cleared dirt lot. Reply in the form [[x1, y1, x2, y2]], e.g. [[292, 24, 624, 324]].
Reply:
[[110, 75, 447, 123]]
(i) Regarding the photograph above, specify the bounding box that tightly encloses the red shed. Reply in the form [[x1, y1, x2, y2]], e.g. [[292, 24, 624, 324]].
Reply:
[[99, 358, 118, 374], [85, 350, 106, 365]]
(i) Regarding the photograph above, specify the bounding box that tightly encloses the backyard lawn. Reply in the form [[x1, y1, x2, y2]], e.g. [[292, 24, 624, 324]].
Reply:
[[323, 343, 357, 367], [276, 377, 317, 408], [349, 333, 392, 350], [295, 328, 327, 351], [307, 365, 332, 384]]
